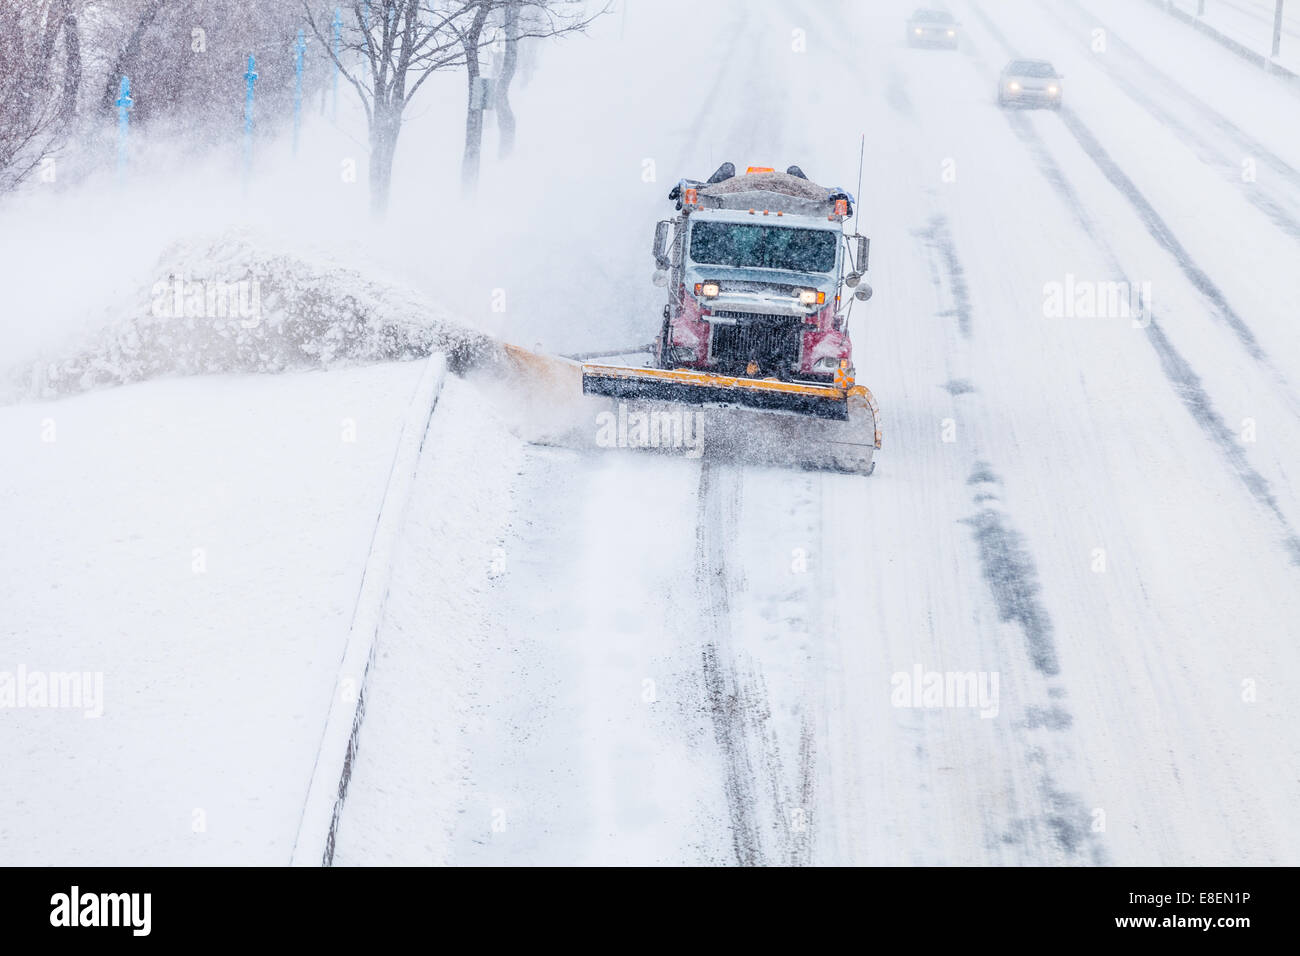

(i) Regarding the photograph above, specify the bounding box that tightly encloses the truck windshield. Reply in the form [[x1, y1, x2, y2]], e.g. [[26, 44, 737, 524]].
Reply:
[[689, 221, 837, 273]]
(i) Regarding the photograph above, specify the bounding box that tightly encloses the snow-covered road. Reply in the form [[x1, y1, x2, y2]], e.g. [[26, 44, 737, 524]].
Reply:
[[328, 0, 1300, 865]]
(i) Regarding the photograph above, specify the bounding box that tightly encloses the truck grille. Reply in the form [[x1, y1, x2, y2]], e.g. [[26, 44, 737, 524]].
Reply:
[[709, 312, 803, 376]]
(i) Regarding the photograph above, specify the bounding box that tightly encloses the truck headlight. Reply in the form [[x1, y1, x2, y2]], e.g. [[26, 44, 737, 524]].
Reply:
[[813, 357, 842, 371], [796, 289, 826, 305], [669, 346, 697, 363], [694, 282, 719, 297]]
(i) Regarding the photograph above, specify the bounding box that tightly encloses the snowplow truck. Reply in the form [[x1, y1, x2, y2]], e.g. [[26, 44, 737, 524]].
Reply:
[[581, 162, 881, 474]]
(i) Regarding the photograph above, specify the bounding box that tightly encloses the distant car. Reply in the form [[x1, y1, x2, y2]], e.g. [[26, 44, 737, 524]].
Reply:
[[906, 9, 959, 48], [998, 59, 1063, 109]]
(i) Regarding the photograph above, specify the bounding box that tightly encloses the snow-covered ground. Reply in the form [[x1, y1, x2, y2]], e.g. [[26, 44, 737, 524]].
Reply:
[[0, 363, 423, 863], [4, 0, 1300, 866]]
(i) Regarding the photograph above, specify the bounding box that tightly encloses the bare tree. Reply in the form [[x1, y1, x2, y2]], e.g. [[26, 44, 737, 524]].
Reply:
[[98, 0, 165, 117], [4, 0, 320, 191], [305, 0, 607, 213], [461, 0, 608, 184], [0, 0, 84, 192], [455, 0, 493, 193], [95, 1, 306, 128], [493, 0, 521, 159], [305, 0, 489, 218]]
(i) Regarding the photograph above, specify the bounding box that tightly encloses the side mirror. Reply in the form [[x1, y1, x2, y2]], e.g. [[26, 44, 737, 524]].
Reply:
[[845, 272, 862, 288], [653, 220, 671, 270], [854, 284, 873, 301], [855, 235, 869, 273], [652, 270, 668, 288]]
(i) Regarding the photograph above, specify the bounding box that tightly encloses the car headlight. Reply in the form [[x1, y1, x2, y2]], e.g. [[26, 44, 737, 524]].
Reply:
[[1008, 81, 1021, 91], [1048, 84, 1059, 94], [914, 27, 923, 34], [947, 29, 956, 36]]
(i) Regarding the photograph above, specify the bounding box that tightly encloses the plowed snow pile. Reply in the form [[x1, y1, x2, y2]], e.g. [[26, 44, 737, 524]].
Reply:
[[8, 230, 491, 402]]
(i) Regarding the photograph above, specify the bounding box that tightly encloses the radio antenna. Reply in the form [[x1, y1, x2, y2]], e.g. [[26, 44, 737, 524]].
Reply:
[[853, 133, 864, 238]]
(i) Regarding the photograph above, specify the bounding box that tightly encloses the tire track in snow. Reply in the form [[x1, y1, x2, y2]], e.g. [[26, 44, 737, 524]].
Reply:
[[886, 63, 917, 119], [971, 0, 1281, 366], [1052, 0, 1300, 243], [963, 465, 1059, 676], [917, 216, 975, 340], [792, 710, 817, 866], [963, 1, 1300, 567], [694, 459, 822, 865], [695, 461, 764, 866], [916, 209, 1105, 862], [1055, 107, 1272, 360], [965, 464, 1103, 861]]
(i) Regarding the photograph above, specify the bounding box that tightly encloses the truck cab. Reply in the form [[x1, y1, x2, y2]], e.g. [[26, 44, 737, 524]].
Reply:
[[652, 166, 870, 385]]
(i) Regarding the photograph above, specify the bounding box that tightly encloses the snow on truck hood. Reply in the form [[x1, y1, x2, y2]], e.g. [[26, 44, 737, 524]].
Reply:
[[687, 207, 844, 230]]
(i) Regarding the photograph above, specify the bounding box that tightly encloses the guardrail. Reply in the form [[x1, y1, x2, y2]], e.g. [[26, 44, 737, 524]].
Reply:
[[1145, 0, 1299, 80]]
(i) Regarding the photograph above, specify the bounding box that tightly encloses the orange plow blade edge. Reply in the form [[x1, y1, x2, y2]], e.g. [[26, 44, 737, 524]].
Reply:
[[581, 361, 881, 475]]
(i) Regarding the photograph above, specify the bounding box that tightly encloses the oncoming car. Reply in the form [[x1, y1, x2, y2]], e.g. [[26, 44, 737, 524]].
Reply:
[[906, 9, 959, 49], [998, 59, 1063, 109]]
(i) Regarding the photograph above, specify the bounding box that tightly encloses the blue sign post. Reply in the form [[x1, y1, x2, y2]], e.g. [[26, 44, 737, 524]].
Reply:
[[243, 55, 258, 183], [331, 8, 342, 120], [115, 76, 133, 181], [294, 30, 306, 155]]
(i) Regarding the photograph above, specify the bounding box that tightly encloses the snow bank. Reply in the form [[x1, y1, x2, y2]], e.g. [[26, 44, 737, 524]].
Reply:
[[8, 230, 495, 403]]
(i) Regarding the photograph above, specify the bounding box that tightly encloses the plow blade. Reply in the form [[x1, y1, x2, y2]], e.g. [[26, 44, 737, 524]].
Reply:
[[501, 342, 584, 395], [584, 364, 848, 420], [582, 362, 882, 474]]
